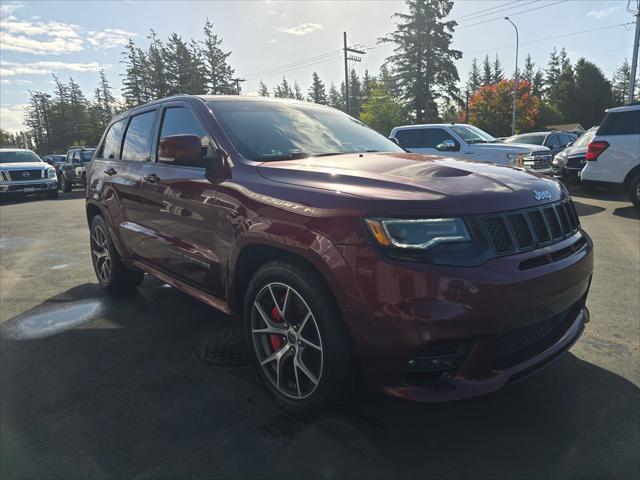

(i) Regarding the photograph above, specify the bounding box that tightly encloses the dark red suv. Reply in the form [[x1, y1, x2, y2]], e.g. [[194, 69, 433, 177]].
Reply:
[[86, 95, 593, 412]]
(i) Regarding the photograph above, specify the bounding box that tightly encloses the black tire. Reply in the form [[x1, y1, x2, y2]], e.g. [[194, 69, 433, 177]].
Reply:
[[243, 259, 358, 415], [628, 175, 640, 208], [61, 174, 72, 193], [90, 215, 144, 295]]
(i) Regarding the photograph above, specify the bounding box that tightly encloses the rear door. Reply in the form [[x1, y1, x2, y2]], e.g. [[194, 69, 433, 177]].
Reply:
[[137, 102, 224, 297]]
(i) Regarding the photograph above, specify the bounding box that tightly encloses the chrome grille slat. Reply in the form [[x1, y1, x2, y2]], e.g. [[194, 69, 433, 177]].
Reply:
[[482, 200, 580, 255]]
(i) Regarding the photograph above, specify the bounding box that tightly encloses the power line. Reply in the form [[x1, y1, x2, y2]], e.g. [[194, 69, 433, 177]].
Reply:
[[458, 0, 571, 29], [452, 0, 541, 23], [244, 49, 341, 79]]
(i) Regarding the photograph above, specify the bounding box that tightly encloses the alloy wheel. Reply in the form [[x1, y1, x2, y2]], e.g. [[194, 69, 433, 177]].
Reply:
[[251, 282, 323, 400], [91, 225, 112, 283]]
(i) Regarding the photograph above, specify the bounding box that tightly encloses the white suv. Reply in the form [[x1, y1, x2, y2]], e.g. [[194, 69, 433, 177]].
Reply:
[[389, 123, 551, 172], [581, 104, 640, 207]]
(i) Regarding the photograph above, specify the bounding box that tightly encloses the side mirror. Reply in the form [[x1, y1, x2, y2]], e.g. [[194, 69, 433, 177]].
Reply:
[[388, 136, 400, 146], [158, 134, 204, 165], [436, 139, 458, 152], [566, 142, 573, 147]]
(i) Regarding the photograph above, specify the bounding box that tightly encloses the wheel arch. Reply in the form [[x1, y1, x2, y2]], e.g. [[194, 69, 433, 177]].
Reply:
[[623, 164, 640, 186]]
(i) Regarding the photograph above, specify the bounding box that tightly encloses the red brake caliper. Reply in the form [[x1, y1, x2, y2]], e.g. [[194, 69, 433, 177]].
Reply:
[[269, 304, 284, 351]]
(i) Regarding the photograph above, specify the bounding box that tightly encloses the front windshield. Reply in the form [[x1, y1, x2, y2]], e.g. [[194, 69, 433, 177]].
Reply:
[[0, 150, 42, 164], [504, 134, 546, 145], [573, 129, 596, 148], [207, 100, 404, 161], [81, 150, 95, 162], [449, 125, 497, 144]]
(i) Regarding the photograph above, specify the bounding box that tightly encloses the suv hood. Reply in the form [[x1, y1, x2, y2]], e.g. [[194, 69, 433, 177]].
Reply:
[[481, 142, 549, 153], [557, 145, 588, 158], [0, 162, 46, 170], [257, 152, 565, 216]]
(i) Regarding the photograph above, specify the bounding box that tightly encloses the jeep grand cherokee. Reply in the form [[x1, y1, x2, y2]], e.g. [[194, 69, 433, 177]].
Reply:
[[86, 95, 593, 412]]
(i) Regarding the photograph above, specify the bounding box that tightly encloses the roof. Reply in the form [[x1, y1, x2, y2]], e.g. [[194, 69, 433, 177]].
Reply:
[[392, 123, 474, 130], [546, 123, 584, 131], [0, 148, 31, 152], [606, 103, 640, 113]]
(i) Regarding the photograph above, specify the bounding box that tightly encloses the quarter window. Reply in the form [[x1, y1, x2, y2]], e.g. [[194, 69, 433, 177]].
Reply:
[[157, 107, 208, 167], [98, 120, 126, 160], [122, 111, 156, 161], [395, 129, 422, 149], [598, 111, 640, 135]]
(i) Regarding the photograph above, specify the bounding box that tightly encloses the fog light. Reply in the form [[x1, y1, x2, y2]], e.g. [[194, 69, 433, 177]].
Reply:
[[405, 340, 470, 385]]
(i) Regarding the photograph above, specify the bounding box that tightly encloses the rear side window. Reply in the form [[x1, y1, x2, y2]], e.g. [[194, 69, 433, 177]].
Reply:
[[122, 111, 156, 161], [157, 107, 207, 167], [598, 111, 640, 135], [98, 120, 126, 160], [395, 129, 422, 148]]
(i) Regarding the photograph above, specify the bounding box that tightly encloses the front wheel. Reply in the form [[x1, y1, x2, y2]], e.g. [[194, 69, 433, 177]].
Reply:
[[90, 215, 144, 294], [629, 175, 640, 208], [61, 175, 72, 193], [244, 260, 357, 414]]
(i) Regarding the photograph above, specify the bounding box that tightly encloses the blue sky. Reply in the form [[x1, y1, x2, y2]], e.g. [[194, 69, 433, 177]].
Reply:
[[0, 0, 634, 132]]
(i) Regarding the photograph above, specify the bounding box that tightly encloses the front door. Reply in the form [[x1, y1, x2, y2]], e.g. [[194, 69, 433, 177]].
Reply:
[[138, 103, 224, 298]]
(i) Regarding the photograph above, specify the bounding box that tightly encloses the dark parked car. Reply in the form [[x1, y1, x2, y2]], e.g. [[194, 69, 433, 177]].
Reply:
[[551, 127, 598, 182], [59, 147, 95, 192], [86, 95, 593, 412], [504, 131, 577, 173]]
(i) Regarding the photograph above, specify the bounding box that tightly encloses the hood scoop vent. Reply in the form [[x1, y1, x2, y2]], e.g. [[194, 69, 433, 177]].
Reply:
[[387, 163, 472, 179]]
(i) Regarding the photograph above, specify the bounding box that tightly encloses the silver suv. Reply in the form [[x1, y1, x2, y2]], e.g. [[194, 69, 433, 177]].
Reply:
[[0, 148, 58, 199]]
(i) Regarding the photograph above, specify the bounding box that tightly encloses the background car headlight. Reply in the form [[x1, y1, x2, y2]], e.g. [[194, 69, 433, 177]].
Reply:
[[505, 153, 520, 165], [365, 218, 471, 250], [47, 168, 57, 179]]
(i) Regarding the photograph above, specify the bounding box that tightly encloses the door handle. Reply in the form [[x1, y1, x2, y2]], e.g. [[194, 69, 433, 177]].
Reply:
[[143, 173, 161, 184], [103, 167, 117, 176]]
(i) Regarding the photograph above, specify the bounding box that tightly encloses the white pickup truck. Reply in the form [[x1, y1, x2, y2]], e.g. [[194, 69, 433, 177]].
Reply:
[[390, 123, 551, 172]]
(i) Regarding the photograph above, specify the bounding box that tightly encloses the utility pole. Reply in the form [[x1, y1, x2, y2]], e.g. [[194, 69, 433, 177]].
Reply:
[[628, 0, 640, 103], [505, 17, 519, 136], [232, 78, 245, 95], [343, 32, 366, 115]]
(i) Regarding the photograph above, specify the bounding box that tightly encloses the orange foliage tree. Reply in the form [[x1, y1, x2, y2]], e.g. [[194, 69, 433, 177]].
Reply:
[[462, 79, 540, 137]]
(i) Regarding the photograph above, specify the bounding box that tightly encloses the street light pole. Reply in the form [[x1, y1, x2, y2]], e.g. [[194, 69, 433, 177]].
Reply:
[[505, 17, 519, 136]]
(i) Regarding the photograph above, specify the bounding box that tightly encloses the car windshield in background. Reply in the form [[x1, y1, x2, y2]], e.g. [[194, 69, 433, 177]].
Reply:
[[504, 134, 546, 145], [207, 100, 404, 161], [0, 151, 41, 164], [573, 129, 597, 148], [450, 125, 497, 144], [81, 150, 95, 162]]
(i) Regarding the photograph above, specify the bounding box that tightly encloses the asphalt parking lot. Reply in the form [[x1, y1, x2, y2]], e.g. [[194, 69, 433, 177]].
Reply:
[[0, 188, 638, 479]]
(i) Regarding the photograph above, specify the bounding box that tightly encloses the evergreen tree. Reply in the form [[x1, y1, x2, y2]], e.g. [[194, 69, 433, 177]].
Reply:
[[274, 77, 294, 98], [522, 54, 535, 86], [327, 82, 344, 110], [378, 64, 400, 98], [466, 57, 482, 94], [164, 33, 195, 95], [573, 58, 614, 128], [202, 19, 235, 95], [492, 54, 504, 84], [188, 39, 207, 94], [362, 69, 376, 104], [348, 68, 363, 116], [482, 54, 492, 86], [382, 0, 462, 122], [293, 81, 304, 100], [121, 38, 147, 107], [308, 71, 327, 104], [96, 69, 116, 124], [67, 77, 88, 144], [546, 49, 576, 121], [611, 58, 636, 105], [544, 47, 561, 99], [146, 30, 168, 99], [257, 80, 270, 97]]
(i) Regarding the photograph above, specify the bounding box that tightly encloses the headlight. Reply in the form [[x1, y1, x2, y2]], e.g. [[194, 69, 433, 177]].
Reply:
[[506, 153, 519, 160], [365, 218, 471, 250], [47, 168, 57, 179]]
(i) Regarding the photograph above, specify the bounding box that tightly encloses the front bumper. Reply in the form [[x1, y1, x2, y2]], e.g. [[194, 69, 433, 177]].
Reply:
[[335, 230, 594, 402], [0, 179, 57, 194]]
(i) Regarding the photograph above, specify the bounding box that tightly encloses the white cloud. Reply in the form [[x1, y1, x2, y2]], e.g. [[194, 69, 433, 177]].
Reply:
[[0, 2, 23, 17], [87, 28, 136, 49], [586, 6, 617, 19], [277, 23, 322, 36], [0, 78, 33, 85], [267, 38, 277, 44], [0, 104, 27, 133], [1, 60, 107, 77], [0, 17, 83, 54]]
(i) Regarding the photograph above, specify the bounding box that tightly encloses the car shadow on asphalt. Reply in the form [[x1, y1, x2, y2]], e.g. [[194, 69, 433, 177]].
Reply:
[[1, 278, 638, 479], [0, 191, 85, 206]]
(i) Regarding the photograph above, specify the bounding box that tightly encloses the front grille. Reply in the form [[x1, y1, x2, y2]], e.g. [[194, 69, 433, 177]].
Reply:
[[481, 200, 580, 255], [492, 301, 584, 369], [8, 169, 42, 181], [8, 183, 48, 191]]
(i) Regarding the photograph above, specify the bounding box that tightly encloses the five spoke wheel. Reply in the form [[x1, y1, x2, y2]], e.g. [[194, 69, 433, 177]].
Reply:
[[251, 282, 323, 400]]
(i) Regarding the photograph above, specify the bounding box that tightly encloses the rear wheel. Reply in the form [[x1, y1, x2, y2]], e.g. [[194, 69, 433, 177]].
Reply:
[[629, 175, 640, 208], [244, 260, 357, 414], [61, 174, 72, 193], [90, 215, 144, 294]]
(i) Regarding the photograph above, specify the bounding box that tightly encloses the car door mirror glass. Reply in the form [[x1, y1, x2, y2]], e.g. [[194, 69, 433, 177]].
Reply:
[[158, 134, 204, 165]]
